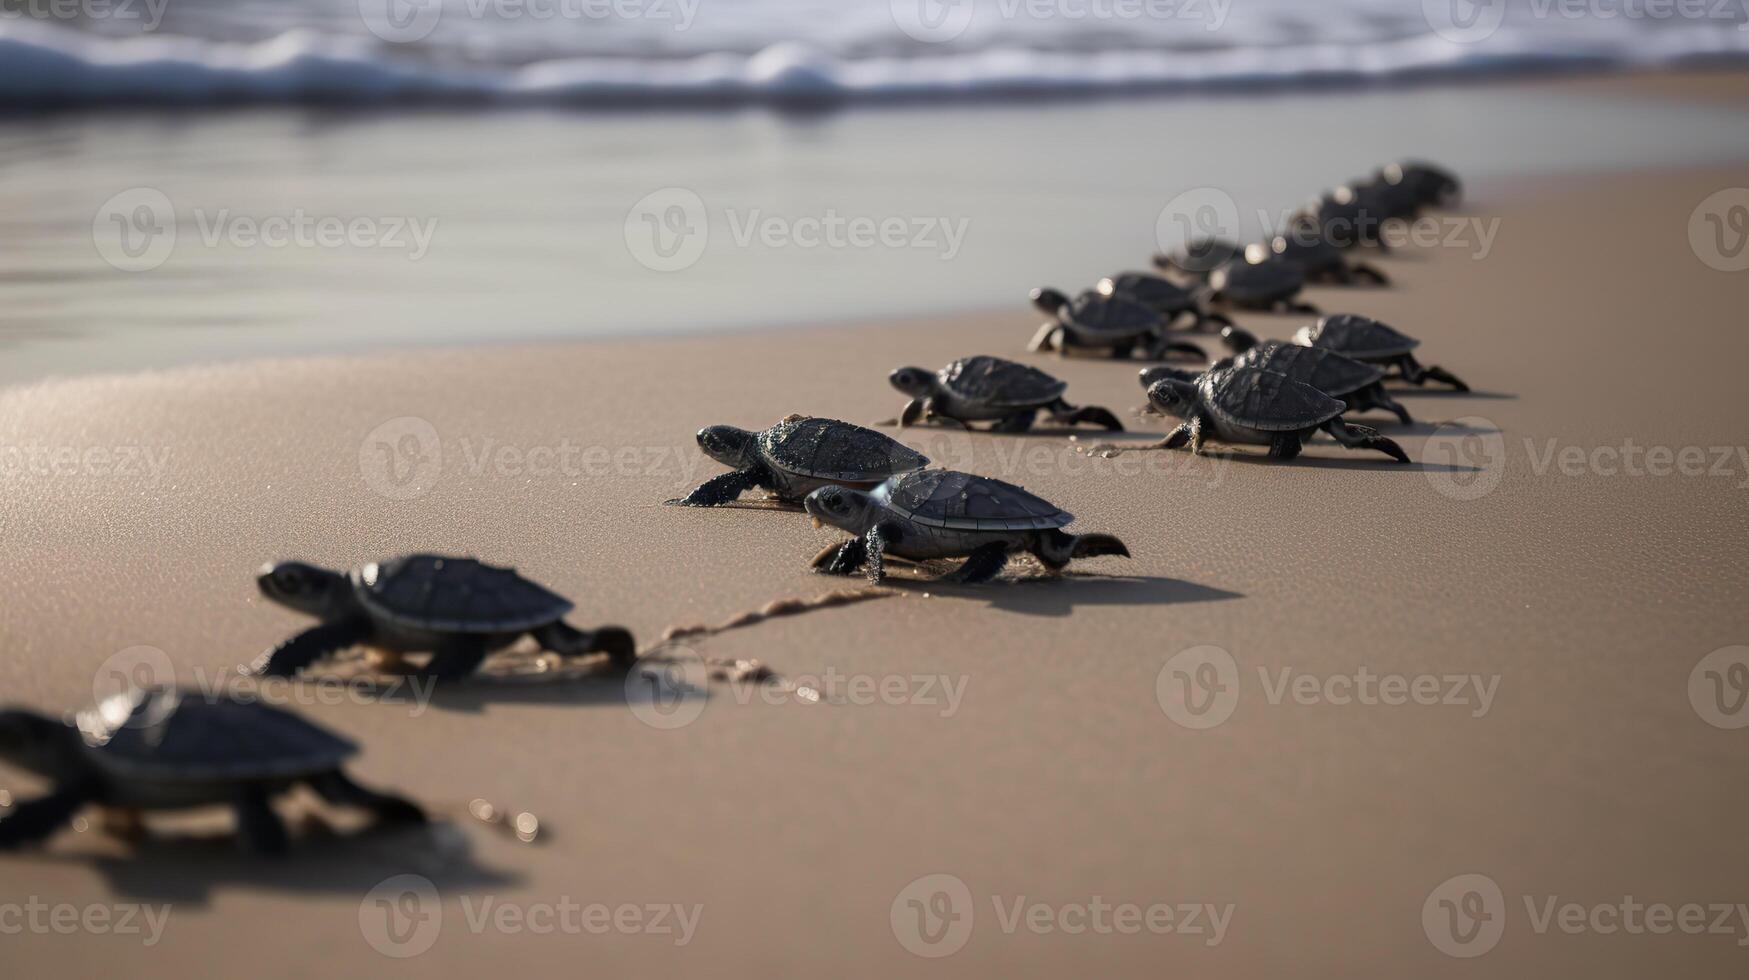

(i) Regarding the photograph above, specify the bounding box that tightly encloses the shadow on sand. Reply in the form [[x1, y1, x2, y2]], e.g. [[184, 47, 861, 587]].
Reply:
[[884, 573, 1241, 617]]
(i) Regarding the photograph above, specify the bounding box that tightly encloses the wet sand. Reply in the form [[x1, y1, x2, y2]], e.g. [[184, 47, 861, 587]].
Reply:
[[4, 112, 1749, 978]]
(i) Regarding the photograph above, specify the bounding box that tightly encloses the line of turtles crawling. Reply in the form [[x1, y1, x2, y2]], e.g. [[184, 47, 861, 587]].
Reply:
[[0, 161, 1478, 855], [672, 160, 1476, 584]]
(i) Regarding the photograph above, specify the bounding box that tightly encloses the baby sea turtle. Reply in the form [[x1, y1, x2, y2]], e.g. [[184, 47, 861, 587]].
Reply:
[[1293, 314, 1469, 391], [1289, 183, 1397, 250], [252, 554, 636, 679], [889, 356, 1123, 432], [1028, 287, 1207, 360], [1248, 236, 1389, 286], [1378, 160, 1461, 211], [1146, 367, 1409, 463], [1096, 272, 1234, 333], [1154, 237, 1241, 282], [805, 469, 1130, 584], [1144, 337, 1412, 424], [673, 415, 927, 507], [1206, 257, 1321, 315], [0, 686, 424, 854]]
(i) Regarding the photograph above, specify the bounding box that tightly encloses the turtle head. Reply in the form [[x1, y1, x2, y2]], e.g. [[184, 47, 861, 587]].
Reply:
[[256, 561, 352, 620], [1220, 324, 1260, 354], [804, 485, 879, 535], [888, 367, 937, 399], [1138, 366, 1198, 391], [0, 709, 81, 780], [1029, 286, 1070, 315], [696, 425, 757, 469], [1146, 378, 1199, 420]]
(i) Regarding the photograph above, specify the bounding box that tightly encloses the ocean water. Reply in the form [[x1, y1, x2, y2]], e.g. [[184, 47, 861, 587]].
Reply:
[[3, 0, 1749, 106]]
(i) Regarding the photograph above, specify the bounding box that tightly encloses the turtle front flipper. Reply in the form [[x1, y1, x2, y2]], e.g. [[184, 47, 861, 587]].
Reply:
[[1399, 354, 1469, 392], [1027, 322, 1061, 353], [898, 398, 928, 428], [0, 783, 94, 849], [812, 538, 868, 577], [533, 621, 637, 667], [251, 618, 372, 678], [863, 525, 896, 585], [668, 468, 760, 507], [308, 771, 427, 826], [946, 543, 1009, 584], [233, 783, 290, 855], [1048, 399, 1123, 432]]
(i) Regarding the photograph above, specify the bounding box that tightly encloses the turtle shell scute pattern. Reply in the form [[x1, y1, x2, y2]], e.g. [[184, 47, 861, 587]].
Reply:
[[1202, 367, 1346, 432], [1062, 291, 1158, 338], [759, 416, 928, 480], [355, 554, 573, 633], [1101, 273, 1197, 313], [875, 469, 1072, 532], [78, 687, 356, 781], [1294, 314, 1418, 359], [939, 356, 1066, 408], [1210, 258, 1305, 302], [1232, 343, 1383, 396]]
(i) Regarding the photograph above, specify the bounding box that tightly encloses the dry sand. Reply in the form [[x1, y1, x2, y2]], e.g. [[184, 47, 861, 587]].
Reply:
[[3, 134, 1749, 977]]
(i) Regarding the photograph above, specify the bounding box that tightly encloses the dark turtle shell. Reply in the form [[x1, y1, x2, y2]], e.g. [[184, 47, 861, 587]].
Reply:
[[1201, 367, 1346, 431], [1293, 184, 1393, 248], [938, 356, 1067, 409], [759, 416, 928, 481], [1161, 237, 1240, 278], [1059, 291, 1159, 340], [77, 687, 356, 781], [1209, 257, 1305, 304], [1293, 314, 1419, 359], [1097, 272, 1198, 315], [874, 469, 1072, 532], [354, 554, 573, 633], [1229, 342, 1384, 398], [1383, 161, 1460, 209]]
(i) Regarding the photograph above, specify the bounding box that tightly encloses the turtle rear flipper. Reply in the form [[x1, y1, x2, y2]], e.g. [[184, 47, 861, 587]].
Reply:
[[1048, 400, 1123, 432], [0, 784, 94, 849], [252, 618, 371, 677]]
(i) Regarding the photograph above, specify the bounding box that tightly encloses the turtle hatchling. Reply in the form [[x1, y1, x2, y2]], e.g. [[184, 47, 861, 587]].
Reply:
[[1146, 367, 1409, 463], [1205, 257, 1321, 315], [0, 686, 424, 854], [1096, 272, 1234, 333], [673, 415, 927, 507], [805, 469, 1130, 584], [1377, 160, 1461, 211], [253, 554, 636, 680], [1028, 287, 1207, 360], [1198, 330, 1412, 423], [1293, 314, 1469, 391], [889, 356, 1124, 432]]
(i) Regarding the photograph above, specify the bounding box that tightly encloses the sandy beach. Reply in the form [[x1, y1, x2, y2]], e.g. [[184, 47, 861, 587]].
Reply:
[[3, 76, 1749, 978]]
